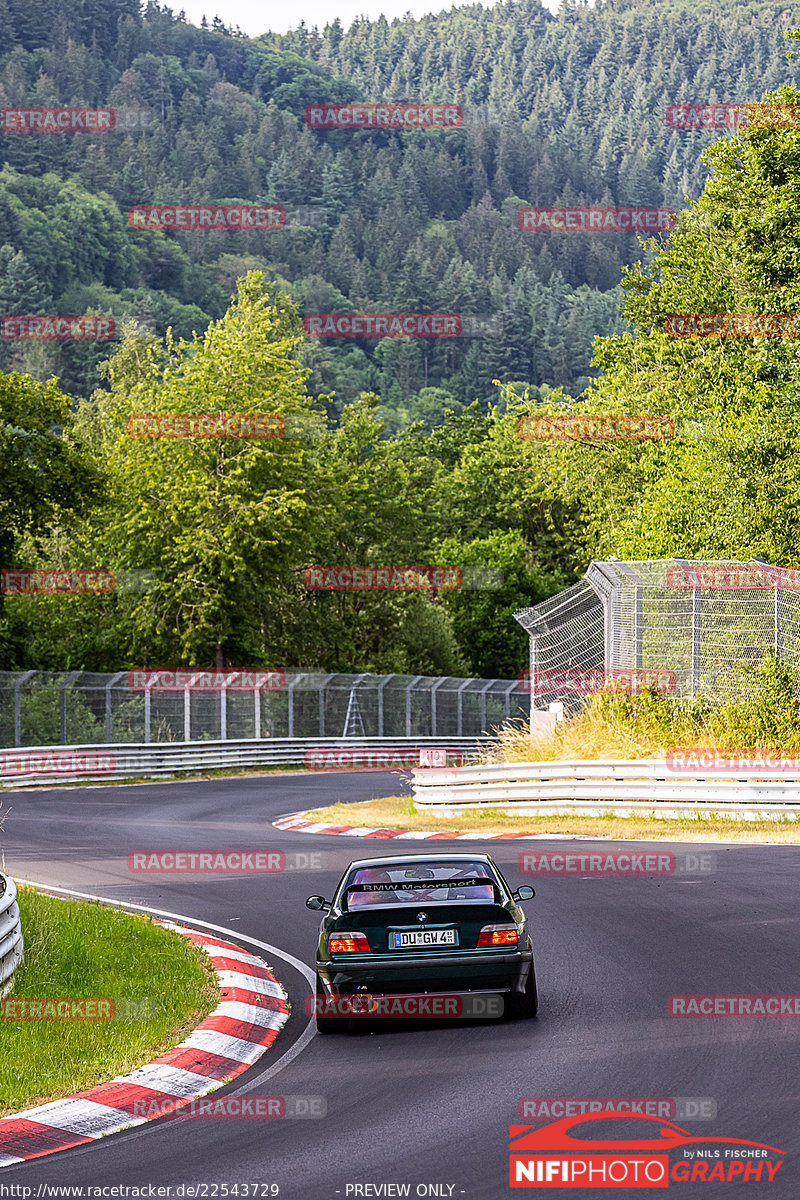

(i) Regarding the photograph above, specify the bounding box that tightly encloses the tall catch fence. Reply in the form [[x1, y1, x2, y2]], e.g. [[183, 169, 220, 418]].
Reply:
[[0, 671, 529, 749], [514, 558, 800, 708]]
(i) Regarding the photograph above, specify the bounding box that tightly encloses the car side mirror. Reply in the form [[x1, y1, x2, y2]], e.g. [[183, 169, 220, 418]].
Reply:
[[306, 895, 330, 911], [513, 885, 535, 901]]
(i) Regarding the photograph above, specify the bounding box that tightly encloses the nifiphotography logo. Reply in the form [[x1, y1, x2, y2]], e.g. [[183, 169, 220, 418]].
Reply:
[[509, 1112, 784, 1187]]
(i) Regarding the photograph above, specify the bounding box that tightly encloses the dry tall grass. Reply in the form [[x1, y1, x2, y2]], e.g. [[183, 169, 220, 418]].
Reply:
[[482, 709, 668, 764], [482, 695, 769, 764], [482, 658, 800, 764]]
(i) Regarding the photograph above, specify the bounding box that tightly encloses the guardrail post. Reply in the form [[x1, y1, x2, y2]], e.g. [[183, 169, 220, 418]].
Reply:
[[105, 671, 125, 743], [184, 673, 199, 741], [456, 678, 472, 737], [529, 635, 539, 713], [480, 679, 494, 734], [691, 590, 702, 696], [377, 674, 395, 738], [59, 671, 80, 745], [317, 673, 334, 737], [144, 682, 151, 742], [287, 673, 307, 738], [405, 675, 423, 737], [13, 671, 35, 748], [430, 677, 447, 737], [775, 584, 784, 660]]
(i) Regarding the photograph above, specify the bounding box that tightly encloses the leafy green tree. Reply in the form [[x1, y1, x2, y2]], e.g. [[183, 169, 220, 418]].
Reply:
[[508, 84, 800, 567], [73, 271, 327, 667], [435, 529, 567, 678], [0, 373, 101, 666]]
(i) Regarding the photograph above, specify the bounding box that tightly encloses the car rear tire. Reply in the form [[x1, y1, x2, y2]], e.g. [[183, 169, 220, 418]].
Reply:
[[315, 975, 345, 1034], [509, 965, 538, 1019]]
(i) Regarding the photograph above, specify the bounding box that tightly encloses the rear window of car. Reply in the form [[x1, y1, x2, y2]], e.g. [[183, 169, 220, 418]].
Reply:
[[342, 861, 499, 908]]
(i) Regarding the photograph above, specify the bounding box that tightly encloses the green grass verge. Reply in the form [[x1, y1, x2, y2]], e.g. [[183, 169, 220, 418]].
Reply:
[[304, 794, 800, 843], [0, 889, 218, 1115]]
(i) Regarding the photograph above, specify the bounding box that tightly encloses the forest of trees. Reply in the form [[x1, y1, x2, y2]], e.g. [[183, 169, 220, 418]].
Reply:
[[1, 0, 798, 417], [2, 0, 800, 678]]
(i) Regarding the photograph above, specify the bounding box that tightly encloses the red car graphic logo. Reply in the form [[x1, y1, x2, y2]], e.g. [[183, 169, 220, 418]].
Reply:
[[510, 1110, 783, 1154]]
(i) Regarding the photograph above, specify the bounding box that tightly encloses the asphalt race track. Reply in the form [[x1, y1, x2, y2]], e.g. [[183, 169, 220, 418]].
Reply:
[[2, 772, 799, 1198]]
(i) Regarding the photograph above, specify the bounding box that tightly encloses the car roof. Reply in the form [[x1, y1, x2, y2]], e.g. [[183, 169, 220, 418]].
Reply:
[[344, 852, 495, 870]]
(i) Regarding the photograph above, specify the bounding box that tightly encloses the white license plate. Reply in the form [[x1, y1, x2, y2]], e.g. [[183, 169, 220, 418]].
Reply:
[[390, 929, 457, 948]]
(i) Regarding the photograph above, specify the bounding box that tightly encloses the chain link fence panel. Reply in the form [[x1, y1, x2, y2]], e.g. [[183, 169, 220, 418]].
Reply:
[[0, 671, 530, 749], [515, 557, 800, 707]]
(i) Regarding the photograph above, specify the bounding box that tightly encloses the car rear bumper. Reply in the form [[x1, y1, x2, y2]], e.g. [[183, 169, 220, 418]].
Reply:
[[317, 949, 533, 997]]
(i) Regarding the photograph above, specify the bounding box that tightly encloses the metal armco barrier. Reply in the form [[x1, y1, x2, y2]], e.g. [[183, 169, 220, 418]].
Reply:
[[412, 759, 800, 819], [0, 875, 23, 995], [0, 737, 483, 786]]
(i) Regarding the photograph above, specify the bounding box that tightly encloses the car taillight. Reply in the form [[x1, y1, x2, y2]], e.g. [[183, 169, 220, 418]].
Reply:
[[329, 932, 370, 953], [477, 923, 520, 947]]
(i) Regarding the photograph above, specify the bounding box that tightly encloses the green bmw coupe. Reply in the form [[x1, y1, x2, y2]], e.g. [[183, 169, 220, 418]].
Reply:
[[306, 852, 537, 1033]]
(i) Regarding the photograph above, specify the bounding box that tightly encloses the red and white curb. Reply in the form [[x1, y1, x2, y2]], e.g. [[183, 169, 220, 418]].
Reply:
[[273, 812, 586, 841], [0, 922, 289, 1167]]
